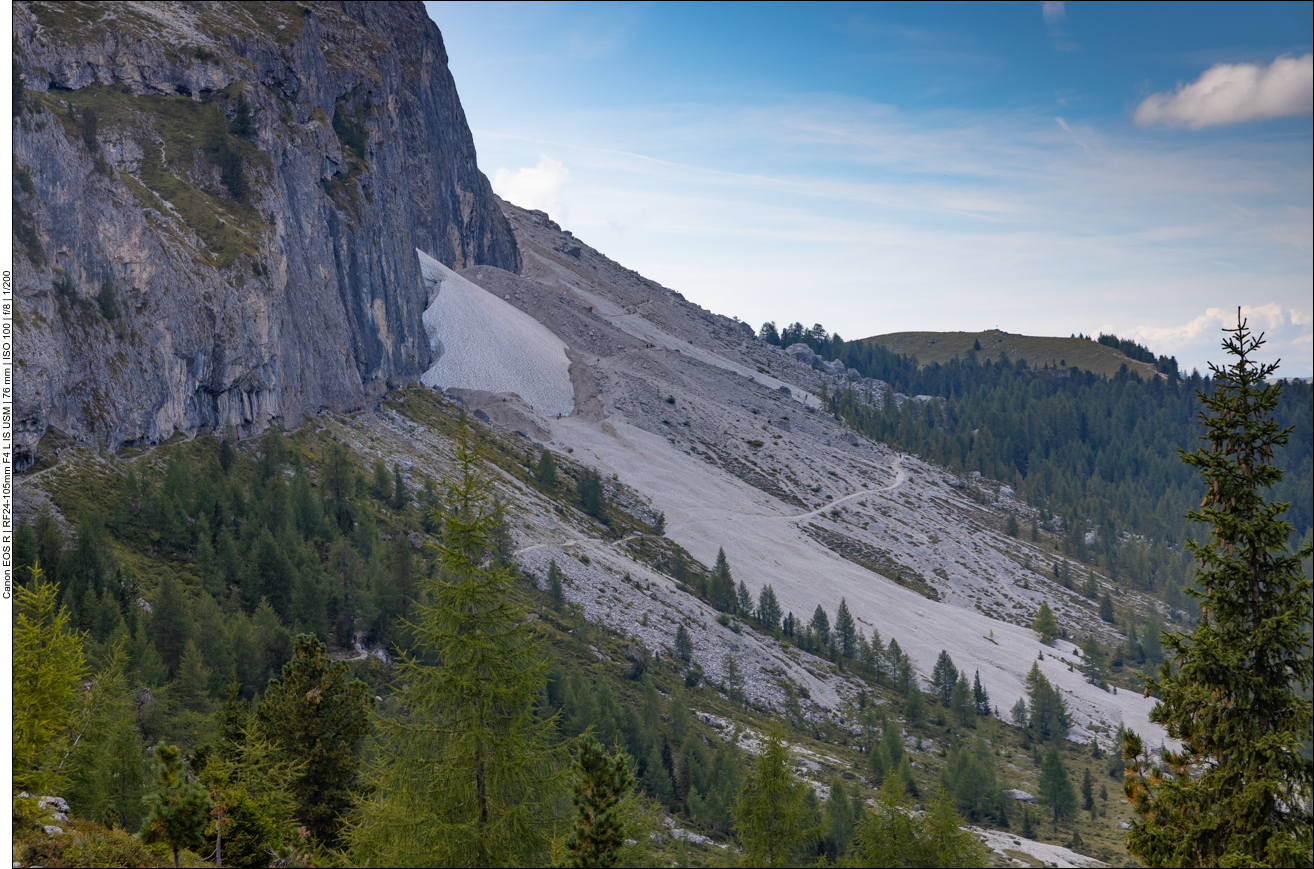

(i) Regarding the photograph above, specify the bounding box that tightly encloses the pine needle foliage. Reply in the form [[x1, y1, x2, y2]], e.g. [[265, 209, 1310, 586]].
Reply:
[[559, 735, 634, 868], [1123, 315, 1314, 868], [349, 422, 568, 867], [256, 634, 371, 848], [140, 742, 211, 869]]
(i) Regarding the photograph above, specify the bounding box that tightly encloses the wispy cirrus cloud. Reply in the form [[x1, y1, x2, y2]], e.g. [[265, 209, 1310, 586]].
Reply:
[[1042, 1, 1077, 52], [478, 94, 1311, 375], [1134, 54, 1314, 129]]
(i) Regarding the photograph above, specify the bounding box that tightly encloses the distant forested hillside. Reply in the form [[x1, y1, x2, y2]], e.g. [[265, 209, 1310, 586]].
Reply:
[[764, 322, 1313, 605]]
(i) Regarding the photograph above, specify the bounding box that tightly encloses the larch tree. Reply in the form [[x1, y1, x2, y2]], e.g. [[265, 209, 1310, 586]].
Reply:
[[852, 778, 987, 868], [1123, 315, 1313, 868], [348, 422, 568, 867], [1032, 600, 1059, 643], [12, 564, 86, 802], [732, 731, 817, 867]]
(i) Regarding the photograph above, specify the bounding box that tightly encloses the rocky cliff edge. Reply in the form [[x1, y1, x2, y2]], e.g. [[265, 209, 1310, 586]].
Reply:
[[12, 0, 518, 467]]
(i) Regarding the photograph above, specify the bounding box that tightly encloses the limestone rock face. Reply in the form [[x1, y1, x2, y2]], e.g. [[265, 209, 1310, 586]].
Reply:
[[12, 0, 518, 467]]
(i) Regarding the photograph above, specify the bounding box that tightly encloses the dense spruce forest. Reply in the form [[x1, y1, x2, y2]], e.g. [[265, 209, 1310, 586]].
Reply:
[[763, 321, 1313, 614]]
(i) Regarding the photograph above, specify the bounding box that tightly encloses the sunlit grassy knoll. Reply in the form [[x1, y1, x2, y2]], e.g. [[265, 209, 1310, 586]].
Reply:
[[865, 330, 1161, 380]]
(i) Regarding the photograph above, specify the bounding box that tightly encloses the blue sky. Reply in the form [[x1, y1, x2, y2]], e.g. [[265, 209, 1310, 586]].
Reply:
[[425, 1, 1313, 377]]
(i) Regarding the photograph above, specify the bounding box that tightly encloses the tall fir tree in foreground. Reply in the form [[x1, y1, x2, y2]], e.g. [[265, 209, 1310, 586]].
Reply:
[[1123, 315, 1313, 868], [349, 421, 567, 867]]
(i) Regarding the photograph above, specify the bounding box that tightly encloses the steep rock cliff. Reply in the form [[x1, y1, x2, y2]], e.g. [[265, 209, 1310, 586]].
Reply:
[[11, 0, 518, 467]]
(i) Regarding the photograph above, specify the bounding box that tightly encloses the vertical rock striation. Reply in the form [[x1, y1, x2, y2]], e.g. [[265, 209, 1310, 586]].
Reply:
[[11, 0, 518, 467]]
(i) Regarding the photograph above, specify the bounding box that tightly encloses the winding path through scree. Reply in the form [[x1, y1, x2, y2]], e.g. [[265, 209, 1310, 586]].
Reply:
[[780, 457, 907, 524], [514, 457, 906, 559]]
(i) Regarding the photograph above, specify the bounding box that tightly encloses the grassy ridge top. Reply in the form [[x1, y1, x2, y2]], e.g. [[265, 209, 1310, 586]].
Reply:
[[864, 330, 1161, 379]]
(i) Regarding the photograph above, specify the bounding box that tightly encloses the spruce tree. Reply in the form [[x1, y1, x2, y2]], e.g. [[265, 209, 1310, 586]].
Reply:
[[257, 634, 371, 847], [577, 468, 607, 523], [834, 597, 857, 657], [712, 547, 735, 612], [674, 624, 693, 663], [537, 448, 557, 489], [547, 559, 566, 612], [732, 731, 816, 867], [756, 584, 782, 631], [349, 424, 567, 867], [1123, 316, 1314, 868], [811, 604, 831, 646], [1098, 591, 1115, 623], [371, 456, 392, 502], [140, 742, 211, 869], [561, 735, 635, 868], [393, 462, 409, 510], [1010, 696, 1029, 728], [736, 579, 754, 616], [1038, 743, 1077, 824], [931, 649, 958, 703], [951, 675, 974, 725], [972, 670, 991, 716]]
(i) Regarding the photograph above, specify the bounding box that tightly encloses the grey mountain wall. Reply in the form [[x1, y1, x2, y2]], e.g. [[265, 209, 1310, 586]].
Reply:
[[11, 0, 517, 467]]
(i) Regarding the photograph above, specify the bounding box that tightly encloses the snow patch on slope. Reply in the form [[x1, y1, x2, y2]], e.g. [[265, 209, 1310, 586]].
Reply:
[[417, 249, 574, 417]]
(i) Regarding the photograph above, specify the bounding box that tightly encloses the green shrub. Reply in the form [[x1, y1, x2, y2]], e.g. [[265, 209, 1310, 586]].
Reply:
[[97, 273, 118, 320]]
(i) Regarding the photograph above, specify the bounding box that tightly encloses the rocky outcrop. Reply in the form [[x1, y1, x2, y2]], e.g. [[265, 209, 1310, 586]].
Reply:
[[11, 1, 518, 467]]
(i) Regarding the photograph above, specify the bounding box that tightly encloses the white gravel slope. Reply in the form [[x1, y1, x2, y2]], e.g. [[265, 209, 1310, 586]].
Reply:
[[417, 250, 574, 417], [548, 414, 1168, 750]]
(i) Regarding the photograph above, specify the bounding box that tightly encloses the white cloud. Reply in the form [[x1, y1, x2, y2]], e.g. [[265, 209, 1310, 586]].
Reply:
[[491, 156, 570, 219], [1041, 1, 1066, 29], [471, 94, 1312, 378], [1134, 55, 1314, 129], [1128, 304, 1314, 376], [1042, 1, 1077, 51]]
